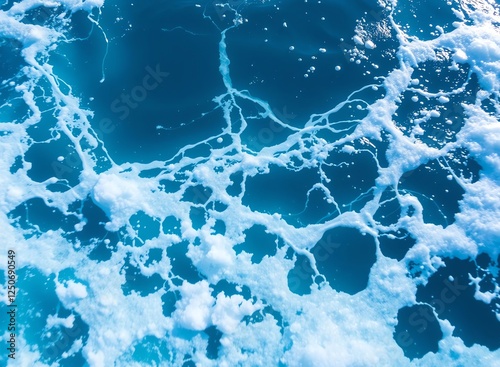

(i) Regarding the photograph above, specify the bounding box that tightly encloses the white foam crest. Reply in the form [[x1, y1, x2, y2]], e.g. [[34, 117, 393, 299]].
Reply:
[[6, 0, 104, 15]]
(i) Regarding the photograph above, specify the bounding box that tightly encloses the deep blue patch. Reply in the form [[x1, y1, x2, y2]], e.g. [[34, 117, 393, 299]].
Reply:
[[393, 304, 443, 360], [312, 226, 376, 295]]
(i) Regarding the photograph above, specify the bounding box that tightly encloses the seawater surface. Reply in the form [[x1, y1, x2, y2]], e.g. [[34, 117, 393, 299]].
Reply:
[[0, 0, 500, 366]]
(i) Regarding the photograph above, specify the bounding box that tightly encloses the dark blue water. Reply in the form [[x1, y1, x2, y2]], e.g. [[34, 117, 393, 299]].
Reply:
[[1, 0, 500, 366]]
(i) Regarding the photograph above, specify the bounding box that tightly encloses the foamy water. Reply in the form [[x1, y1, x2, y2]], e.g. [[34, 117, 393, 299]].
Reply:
[[0, 0, 499, 366]]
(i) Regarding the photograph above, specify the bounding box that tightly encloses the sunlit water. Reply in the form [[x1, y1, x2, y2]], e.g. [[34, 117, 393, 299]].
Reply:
[[0, 0, 499, 366]]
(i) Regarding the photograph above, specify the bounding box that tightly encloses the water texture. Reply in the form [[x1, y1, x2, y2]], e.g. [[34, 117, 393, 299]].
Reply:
[[0, 0, 500, 366]]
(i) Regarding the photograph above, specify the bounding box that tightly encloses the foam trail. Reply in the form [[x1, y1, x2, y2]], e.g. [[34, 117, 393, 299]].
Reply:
[[0, 0, 499, 366]]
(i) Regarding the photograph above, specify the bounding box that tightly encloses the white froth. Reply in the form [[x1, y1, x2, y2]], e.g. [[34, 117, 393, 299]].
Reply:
[[1, 0, 500, 366], [46, 314, 75, 329], [174, 281, 214, 331], [91, 172, 159, 231], [211, 294, 260, 334], [55, 280, 88, 308]]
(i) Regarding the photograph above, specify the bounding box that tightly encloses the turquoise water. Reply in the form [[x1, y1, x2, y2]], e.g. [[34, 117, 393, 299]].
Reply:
[[1, 0, 500, 366]]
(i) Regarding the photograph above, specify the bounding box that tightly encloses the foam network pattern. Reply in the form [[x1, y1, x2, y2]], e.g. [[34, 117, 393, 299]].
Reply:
[[0, 0, 499, 366]]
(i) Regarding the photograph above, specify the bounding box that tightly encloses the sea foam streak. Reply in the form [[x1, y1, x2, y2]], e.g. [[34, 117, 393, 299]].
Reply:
[[0, 0, 499, 366]]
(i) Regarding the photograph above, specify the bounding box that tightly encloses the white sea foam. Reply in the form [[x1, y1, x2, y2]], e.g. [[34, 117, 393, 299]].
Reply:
[[0, 0, 499, 366]]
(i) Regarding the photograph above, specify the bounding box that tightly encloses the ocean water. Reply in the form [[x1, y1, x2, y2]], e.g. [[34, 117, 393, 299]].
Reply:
[[0, 0, 500, 366]]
